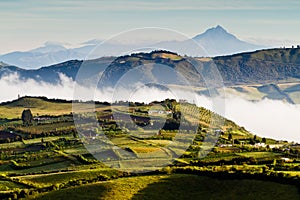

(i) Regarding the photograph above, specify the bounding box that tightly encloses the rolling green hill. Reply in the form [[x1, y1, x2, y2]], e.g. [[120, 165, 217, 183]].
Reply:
[[97, 48, 300, 88], [0, 97, 73, 118], [0, 96, 297, 200], [213, 48, 300, 86], [2, 49, 300, 103], [32, 174, 300, 200], [1, 48, 300, 88], [0, 96, 252, 139]]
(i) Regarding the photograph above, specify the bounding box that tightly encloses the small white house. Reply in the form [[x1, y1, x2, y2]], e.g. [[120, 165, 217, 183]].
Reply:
[[281, 157, 292, 162], [148, 110, 172, 115], [254, 143, 266, 148], [268, 144, 285, 149]]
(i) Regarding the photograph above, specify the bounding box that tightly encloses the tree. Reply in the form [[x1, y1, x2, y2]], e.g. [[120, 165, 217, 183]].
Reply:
[[73, 131, 77, 138], [249, 138, 255, 145], [234, 139, 240, 144], [172, 111, 181, 121], [228, 134, 232, 141], [262, 137, 267, 143], [21, 109, 33, 125]]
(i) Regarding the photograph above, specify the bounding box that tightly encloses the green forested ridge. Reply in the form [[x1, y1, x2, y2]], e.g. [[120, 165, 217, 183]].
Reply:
[[213, 48, 300, 85]]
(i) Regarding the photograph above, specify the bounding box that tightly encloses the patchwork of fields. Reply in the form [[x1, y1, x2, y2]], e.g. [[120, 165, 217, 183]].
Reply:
[[0, 97, 299, 199]]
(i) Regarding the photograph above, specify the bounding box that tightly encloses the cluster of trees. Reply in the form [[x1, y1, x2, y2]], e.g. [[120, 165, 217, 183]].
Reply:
[[42, 138, 81, 149], [226, 134, 267, 145], [1, 109, 77, 144], [1, 151, 53, 163], [75, 155, 99, 164], [190, 157, 258, 167], [1, 128, 77, 144], [21, 109, 33, 125], [0, 135, 22, 144], [10, 160, 31, 170]]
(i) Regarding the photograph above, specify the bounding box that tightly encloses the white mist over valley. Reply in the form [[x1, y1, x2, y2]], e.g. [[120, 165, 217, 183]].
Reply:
[[0, 73, 299, 143]]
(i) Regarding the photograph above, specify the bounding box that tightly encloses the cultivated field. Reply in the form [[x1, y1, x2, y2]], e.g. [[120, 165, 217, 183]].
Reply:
[[0, 97, 299, 199]]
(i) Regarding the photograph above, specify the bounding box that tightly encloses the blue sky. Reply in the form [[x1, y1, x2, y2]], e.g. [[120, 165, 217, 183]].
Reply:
[[1, 0, 300, 54]]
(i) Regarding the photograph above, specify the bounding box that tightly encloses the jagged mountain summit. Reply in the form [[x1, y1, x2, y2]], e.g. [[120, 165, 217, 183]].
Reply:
[[192, 25, 263, 56]]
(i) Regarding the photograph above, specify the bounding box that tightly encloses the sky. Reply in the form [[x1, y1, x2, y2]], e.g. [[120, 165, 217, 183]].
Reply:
[[1, 0, 300, 142], [1, 0, 300, 54]]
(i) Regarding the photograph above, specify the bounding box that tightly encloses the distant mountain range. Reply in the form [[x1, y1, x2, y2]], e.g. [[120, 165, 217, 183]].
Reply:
[[2, 48, 300, 103], [1, 48, 300, 85], [0, 58, 115, 84], [0, 25, 264, 69]]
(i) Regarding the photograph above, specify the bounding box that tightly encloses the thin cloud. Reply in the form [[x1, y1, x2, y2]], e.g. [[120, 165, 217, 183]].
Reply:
[[1, 0, 300, 13]]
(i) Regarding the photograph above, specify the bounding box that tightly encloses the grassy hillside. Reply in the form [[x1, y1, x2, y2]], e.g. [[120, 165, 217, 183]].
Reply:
[[32, 174, 300, 200], [0, 96, 109, 119], [0, 96, 251, 135], [213, 48, 300, 86], [100, 50, 205, 87], [100, 48, 300, 88], [0, 97, 72, 118], [0, 96, 298, 200], [247, 48, 300, 64]]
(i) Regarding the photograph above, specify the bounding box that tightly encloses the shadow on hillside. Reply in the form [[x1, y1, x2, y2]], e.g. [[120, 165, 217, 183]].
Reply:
[[34, 183, 108, 200], [131, 174, 300, 200]]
